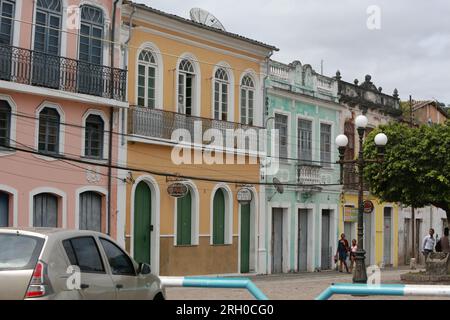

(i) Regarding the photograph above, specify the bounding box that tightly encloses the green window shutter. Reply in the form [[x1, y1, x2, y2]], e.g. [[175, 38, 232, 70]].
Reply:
[[177, 190, 192, 245], [213, 189, 225, 245]]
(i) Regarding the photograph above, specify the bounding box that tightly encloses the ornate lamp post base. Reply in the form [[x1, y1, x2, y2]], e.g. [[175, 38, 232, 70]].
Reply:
[[353, 249, 368, 283]]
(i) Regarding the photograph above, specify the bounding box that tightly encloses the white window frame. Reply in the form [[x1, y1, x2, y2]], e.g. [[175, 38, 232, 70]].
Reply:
[[34, 101, 65, 162], [176, 54, 200, 116], [135, 43, 163, 109], [212, 62, 234, 122], [296, 114, 315, 163], [0, 94, 16, 157], [240, 74, 256, 125], [319, 120, 334, 168], [273, 110, 290, 161], [81, 109, 109, 161]]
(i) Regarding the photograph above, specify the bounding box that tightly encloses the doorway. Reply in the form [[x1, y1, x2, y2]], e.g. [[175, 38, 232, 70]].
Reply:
[[383, 207, 393, 266], [363, 211, 372, 266], [321, 210, 331, 270], [134, 181, 152, 265], [272, 208, 284, 273], [298, 209, 309, 272], [240, 203, 251, 273]]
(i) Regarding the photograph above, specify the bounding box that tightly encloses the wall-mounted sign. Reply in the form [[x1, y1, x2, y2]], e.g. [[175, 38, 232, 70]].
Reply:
[[237, 188, 252, 204], [344, 206, 358, 222], [167, 183, 188, 198], [363, 200, 375, 214]]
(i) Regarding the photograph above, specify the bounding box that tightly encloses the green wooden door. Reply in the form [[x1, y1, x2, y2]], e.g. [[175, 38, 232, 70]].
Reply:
[[213, 189, 225, 245], [240, 203, 251, 273], [134, 182, 151, 264], [177, 190, 192, 245]]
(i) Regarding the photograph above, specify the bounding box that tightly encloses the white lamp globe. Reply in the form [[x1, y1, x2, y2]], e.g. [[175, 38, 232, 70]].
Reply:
[[335, 134, 349, 148], [375, 133, 388, 146], [355, 115, 369, 129]]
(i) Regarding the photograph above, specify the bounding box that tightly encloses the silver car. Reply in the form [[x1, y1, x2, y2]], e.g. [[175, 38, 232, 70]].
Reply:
[[0, 228, 165, 300]]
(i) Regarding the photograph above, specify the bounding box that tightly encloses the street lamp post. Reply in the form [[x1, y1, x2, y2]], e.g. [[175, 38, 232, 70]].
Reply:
[[336, 115, 388, 283]]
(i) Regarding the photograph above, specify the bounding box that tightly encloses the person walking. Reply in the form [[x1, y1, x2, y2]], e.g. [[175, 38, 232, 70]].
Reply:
[[349, 239, 357, 273], [422, 228, 436, 261], [335, 233, 350, 273]]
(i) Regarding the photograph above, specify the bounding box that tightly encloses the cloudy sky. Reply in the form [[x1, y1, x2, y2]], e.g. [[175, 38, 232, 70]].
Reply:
[[135, 0, 450, 103]]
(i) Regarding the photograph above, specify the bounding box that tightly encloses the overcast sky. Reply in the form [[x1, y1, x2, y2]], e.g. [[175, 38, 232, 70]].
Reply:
[[135, 0, 450, 104]]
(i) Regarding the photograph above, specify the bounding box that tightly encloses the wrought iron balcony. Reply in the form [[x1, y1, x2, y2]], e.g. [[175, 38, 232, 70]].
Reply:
[[128, 106, 262, 152], [343, 164, 369, 191], [0, 44, 127, 101]]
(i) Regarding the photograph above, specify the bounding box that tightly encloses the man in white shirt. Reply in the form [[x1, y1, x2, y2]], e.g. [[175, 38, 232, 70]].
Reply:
[[422, 228, 436, 260]]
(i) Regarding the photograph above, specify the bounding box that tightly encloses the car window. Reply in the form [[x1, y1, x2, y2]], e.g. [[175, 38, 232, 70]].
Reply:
[[62, 237, 105, 274], [0, 234, 44, 270], [99, 238, 136, 276]]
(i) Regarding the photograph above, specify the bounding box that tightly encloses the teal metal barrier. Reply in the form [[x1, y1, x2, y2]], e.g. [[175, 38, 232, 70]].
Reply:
[[161, 276, 269, 300]]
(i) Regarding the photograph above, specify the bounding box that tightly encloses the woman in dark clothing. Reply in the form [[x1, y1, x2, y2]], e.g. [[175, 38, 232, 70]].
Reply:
[[336, 233, 350, 273]]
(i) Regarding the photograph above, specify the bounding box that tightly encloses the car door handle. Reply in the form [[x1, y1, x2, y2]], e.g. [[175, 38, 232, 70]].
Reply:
[[80, 284, 90, 290], [116, 284, 124, 289]]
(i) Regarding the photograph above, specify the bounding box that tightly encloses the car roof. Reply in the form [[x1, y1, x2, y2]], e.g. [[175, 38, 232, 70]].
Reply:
[[0, 228, 110, 240]]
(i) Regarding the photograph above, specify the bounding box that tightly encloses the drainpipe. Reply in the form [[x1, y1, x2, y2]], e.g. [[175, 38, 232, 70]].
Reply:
[[107, 0, 120, 236], [260, 52, 273, 274]]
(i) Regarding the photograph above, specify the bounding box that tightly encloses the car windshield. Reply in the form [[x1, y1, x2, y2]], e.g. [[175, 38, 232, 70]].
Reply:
[[0, 234, 44, 270]]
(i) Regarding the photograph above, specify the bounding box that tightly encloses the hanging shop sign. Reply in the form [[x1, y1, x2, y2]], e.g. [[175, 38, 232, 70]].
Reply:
[[167, 183, 188, 198], [363, 200, 375, 214], [344, 206, 358, 222], [237, 188, 253, 204]]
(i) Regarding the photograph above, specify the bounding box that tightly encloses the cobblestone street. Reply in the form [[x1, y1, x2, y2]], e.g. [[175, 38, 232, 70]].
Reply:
[[166, 267, 450, 300]]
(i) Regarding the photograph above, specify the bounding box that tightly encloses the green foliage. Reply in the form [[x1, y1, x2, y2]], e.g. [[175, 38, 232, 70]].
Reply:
[[363, 122, 450, 218]]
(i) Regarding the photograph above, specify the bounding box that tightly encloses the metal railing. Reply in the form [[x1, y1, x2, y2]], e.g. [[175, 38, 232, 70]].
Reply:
[[316, 283, 450, 300], [128, 106, 263, 152], [160, 277, 269, 300], [0, 43, 127, 101]]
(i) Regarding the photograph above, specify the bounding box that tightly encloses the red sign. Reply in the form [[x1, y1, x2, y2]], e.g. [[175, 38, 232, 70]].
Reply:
[[363, 200, 374, 214]]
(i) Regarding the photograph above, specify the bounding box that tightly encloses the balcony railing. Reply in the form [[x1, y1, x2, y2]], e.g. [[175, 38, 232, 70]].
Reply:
[[128, 106, 262, 152], [0, 44, 127, 102], [343, 165, 369, 191], [297, 162, 322, 185]]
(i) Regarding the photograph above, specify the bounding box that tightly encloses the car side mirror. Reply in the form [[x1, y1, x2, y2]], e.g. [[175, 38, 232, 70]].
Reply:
[[138, 263, 151, 275]]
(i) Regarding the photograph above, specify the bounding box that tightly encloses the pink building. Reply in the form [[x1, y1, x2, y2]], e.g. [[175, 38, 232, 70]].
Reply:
[[0, 0, 128, 243]]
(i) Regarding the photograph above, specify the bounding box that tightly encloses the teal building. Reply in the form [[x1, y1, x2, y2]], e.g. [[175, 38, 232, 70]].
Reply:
[[261, 60, 343, 273]]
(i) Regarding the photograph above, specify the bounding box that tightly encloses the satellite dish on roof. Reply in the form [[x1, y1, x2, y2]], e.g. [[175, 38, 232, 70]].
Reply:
[[190, 8, 226, 31]]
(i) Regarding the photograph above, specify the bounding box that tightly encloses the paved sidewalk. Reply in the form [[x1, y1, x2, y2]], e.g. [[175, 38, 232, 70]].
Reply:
[[166, 267, 450, 300]]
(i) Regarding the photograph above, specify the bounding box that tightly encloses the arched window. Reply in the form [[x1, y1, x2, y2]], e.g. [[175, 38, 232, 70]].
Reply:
[[38, 107, 60, 154], [85, 114, 104, 159], [0, 0, 14, 45], [137, 50, 157, 108], [79, 5, 104, 65], [212, 188, 226, 245], [177, 189, 192, 245], [33, 0, 62, 88], [33, 193, 58, 227], [240, 75, 255, 125], [178, 59, 195, 115], [214, 68, 229, 121], [0, 100, 11, 148], [79, 191, 102, 232]]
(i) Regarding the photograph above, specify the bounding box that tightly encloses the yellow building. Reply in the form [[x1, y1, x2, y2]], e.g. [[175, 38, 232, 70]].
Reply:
[[336, 73, 402, 268], [121, 3, 277, 275]]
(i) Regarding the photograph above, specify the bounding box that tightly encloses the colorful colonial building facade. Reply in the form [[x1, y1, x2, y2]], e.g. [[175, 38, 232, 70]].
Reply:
[[0, 0, 127, 238], [263, 60, 342, 273], [336, 73, 401, 268], [121, 3, 276, 276]]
